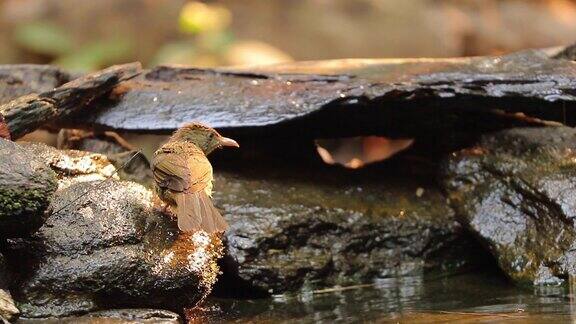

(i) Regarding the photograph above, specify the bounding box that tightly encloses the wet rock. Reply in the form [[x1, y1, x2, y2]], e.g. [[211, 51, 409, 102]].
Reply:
[[0, 139, 58, 238], [17, 308, 181, 323], [213, 166, 463, 294], [48, 133, 468, 294], [441, 126, 576, 285], [0, 253, 10, 289], [8, 179, 223, 318], [1, 141, 222, 318], [70, 45, 576, 138]]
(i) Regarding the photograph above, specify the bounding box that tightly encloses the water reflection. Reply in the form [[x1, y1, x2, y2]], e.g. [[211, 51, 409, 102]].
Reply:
[[192, 270, 576, 323]]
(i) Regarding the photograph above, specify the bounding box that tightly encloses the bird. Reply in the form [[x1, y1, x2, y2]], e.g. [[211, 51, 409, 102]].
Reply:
[[151, 123, 239, 233]]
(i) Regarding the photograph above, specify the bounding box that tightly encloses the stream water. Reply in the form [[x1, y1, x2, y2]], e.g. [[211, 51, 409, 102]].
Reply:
[[194, 270, 575, 323]]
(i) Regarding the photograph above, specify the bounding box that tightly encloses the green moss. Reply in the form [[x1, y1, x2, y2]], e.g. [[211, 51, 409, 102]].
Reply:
[[0, 187, 54, 218]]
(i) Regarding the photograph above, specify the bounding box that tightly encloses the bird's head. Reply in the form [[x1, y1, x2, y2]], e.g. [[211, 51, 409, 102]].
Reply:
[[170, 122, 239, 154]]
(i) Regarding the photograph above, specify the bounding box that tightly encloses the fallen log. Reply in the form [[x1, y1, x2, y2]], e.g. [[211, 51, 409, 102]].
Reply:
[[0, 62, 141, 140]]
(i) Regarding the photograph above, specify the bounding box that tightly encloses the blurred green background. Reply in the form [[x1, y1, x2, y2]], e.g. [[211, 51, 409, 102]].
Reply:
[[0, 0, 574, 72]]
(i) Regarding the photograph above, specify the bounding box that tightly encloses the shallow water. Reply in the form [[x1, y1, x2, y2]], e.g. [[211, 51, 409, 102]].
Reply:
[[195, 270, 576, 323]]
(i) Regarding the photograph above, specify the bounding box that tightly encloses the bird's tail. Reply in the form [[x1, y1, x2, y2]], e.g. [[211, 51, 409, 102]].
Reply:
[[173, 191, 229, 233]]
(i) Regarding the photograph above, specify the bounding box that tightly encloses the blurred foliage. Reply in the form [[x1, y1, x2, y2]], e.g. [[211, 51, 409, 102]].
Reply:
[[179, 1, 231, 35], [154, 1, 291, 67], [2, 0, 576, 70], [4, 0, 292, 70], [13, 21, 133, 72], [55, 38, 134, 71], [14, 21, 73, 56]]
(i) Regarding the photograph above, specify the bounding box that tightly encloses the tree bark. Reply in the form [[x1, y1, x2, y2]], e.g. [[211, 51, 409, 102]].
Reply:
[[0, 62, 141, 139], [0, 64, 70, 105]]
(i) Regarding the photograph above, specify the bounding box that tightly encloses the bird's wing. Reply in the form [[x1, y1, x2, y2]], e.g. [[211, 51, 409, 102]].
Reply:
[[186, 154, 213, 193], [152, 152, 191, 192], [152, 149, 213, 193]]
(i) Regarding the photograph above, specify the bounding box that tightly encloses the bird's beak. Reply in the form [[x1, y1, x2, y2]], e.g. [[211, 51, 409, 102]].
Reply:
[[219, 136, 239, 148]]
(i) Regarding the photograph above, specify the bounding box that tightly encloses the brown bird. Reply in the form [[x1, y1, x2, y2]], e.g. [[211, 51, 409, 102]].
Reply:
[[152, 123, 239, 233]]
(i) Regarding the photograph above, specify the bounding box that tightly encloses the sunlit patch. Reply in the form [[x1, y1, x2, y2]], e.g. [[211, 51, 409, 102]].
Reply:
[[186, 232, 212, 273], [163, 251, 175, 264], [152, 231, 224, 290], [225, 40, 293, 66], [57, 174, 108, 190], [51, 153, 121, 190], [316, 136, 414, 169], [0, 289, 18, 320], [52, 153, 117, 176], [78, 206, 94, 220], [53, 154, 96, 173], [134, 186, 154, 209]]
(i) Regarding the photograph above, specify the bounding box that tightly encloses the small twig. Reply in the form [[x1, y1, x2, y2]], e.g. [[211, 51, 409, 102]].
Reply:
[[312, 283, 374, 294], [437, 311, 528, 318], [103, 131, 137, 151], [490, 109, 563, 127], [51, 150, 142, 215]]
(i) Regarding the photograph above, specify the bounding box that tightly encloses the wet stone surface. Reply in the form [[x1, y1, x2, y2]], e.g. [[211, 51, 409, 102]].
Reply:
[[74, 46, 576, 137], [8, 179, 223, 318], [17, 308, 182, 323], [0, 139, 58, 237], [42, 133, 475, 296], [442, 126, 576, 285], [213, 164, 466, 295], [2, 144, 224, 318]]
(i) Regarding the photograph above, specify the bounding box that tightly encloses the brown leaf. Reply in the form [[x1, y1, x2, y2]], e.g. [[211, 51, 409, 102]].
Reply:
[[315, 136, 414, 169]]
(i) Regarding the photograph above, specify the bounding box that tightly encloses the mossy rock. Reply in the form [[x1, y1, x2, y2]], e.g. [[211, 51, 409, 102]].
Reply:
[[0, 139, 58, 237], [10, 180, 223, 318]]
